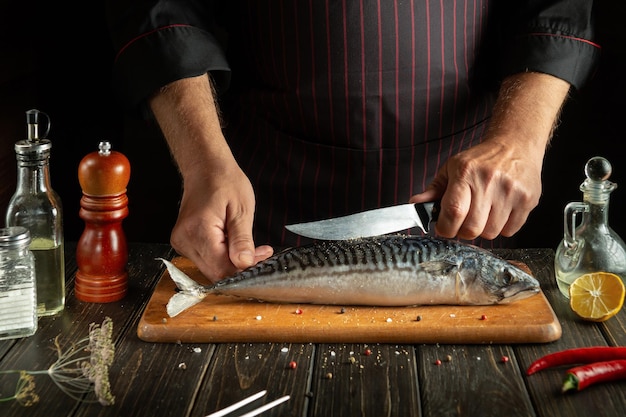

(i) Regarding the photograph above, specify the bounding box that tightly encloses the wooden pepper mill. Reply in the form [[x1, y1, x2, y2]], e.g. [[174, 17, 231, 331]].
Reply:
[[75, 141, 130, 303]]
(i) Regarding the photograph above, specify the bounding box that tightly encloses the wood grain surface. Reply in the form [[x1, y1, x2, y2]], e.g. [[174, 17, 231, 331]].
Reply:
[[137, 257, 562, 344]]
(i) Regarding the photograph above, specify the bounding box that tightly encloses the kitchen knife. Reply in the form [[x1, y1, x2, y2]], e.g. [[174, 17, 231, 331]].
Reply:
[[285, 201, 440, 240]]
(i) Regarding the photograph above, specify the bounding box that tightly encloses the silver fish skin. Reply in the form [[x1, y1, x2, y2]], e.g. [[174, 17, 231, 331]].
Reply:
[[161, 235, 540, 317]]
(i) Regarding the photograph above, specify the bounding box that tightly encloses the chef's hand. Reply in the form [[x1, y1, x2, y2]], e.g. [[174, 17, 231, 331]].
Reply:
[[171, 163, 274, 282], [410, 139, 542, 240], [410, 72, 571, 241], [150, 74, 273, 282]]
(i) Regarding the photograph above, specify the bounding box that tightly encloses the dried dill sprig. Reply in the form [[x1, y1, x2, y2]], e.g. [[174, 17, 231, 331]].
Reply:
[[0, 317, 115, 407], [0, 371, 39, 406]]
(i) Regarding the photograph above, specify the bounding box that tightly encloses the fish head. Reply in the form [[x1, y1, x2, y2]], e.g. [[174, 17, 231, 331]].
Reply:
[[458, 256, 541, 304]]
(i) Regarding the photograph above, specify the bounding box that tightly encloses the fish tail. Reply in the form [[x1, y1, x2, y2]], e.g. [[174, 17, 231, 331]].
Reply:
[[158, 258, 206, 317], [167, 292, 204, 317]]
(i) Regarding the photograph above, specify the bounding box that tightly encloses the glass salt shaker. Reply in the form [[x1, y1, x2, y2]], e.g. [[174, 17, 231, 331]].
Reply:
[[5, 109, 65, 316], [0, 226, 37, 340], [554, 156, 626, 297]]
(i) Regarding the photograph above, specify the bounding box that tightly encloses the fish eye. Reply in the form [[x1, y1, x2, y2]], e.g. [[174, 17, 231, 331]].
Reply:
[[502, 268, 518, 285]]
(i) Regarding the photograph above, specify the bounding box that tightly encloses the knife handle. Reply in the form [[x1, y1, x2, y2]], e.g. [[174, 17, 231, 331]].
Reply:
[[414, 200, 440, 233], [431, 200, 440, 222]]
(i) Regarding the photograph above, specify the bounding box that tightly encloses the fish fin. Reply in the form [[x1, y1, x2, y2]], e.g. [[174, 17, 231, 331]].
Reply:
[[157, 258, 205, 317], [420, 260, 459, 275], [157, 258, 202, 292], [167, 293, 204, 317]]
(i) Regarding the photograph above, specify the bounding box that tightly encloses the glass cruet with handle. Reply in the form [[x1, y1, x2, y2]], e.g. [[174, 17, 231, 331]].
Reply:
[[554, 156, 626, 298]]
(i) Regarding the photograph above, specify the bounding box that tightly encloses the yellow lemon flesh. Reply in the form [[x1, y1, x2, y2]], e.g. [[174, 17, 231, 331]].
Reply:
[[569, 272, 625, 322]]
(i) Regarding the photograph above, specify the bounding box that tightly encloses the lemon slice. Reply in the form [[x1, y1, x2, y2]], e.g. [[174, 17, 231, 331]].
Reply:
[[569, 272, 625, 322]]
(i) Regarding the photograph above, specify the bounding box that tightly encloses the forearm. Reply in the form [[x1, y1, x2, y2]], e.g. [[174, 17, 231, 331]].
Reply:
[[485, 72, 571, 155], [149, 74, 235, 186]]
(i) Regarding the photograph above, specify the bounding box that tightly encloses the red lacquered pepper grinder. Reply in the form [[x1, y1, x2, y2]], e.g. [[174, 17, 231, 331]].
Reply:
[[75, 141, 130, 303]]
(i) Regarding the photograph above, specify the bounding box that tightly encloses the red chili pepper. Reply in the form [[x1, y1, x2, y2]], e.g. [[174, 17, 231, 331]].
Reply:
[[561, 360, 626, 392], [526, 346, 626, 375]]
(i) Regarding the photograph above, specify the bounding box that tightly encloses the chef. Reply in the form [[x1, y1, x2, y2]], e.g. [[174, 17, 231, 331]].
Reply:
[[106, 0, 599, 282]]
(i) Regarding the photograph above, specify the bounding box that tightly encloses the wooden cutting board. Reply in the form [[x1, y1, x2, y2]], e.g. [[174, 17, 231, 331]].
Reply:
[[137, 257, 562, 344]]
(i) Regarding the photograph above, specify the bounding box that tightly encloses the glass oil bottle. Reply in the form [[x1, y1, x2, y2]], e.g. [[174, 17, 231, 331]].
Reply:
[[555, 156, 626, 297], [5, 109, 65, 316]]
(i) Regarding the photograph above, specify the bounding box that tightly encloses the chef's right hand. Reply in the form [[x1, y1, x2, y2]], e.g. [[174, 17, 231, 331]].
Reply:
[[170, 163, 274, 283], [149, 74, 274, 282]]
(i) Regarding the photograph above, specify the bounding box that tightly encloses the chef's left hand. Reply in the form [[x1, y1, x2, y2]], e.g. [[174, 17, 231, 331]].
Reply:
[[410, 138, 541, 240], [410, 72, 571, 241]]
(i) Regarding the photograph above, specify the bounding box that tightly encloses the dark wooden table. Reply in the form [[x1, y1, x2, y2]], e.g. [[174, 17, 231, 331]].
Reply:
[[1, 243, 625, 417]]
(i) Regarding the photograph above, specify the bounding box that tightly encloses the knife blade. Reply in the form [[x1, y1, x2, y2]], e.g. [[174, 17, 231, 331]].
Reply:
[[285, 201, 440, 240]]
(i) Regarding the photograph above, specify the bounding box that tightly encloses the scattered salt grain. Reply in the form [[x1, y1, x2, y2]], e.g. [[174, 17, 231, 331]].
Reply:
[[386, 317, 393, 323], [281, 347, 289, 353], [256, 315, 262, 320], [193, 347, 202, 353]]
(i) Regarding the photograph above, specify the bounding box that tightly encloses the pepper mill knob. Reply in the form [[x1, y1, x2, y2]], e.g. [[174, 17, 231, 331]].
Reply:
[[75, 141, 131, 303]]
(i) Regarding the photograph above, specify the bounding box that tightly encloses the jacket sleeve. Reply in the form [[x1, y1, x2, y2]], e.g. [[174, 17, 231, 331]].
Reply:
[[105, 0, 230, 114], [498, 0, 600, 89]]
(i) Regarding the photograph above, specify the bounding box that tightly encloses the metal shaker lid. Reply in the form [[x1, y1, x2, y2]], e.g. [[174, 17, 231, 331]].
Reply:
[[0, 226, 32, 248]]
